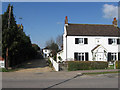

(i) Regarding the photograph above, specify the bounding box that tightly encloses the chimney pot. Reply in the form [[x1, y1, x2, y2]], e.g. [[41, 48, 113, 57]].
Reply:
[[65, 16, 67, 20], [112, 17, 117, 27], [65, 16, 68, 24], [114, 17, 116, 21]]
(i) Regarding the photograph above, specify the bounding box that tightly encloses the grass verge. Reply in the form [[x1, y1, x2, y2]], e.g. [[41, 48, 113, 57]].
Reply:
[[0, 68, 19, 72], [83, 71, 120, 75]]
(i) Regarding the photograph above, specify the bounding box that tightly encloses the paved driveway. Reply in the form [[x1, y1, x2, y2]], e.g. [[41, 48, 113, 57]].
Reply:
[[15, 59, 53, 73]]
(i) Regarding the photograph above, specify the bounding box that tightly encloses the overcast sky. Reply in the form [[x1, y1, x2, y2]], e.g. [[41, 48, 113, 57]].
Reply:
[[2, 2, 119, 48]]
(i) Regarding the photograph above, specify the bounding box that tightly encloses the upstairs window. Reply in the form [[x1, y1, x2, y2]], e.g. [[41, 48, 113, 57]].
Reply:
[[108, 38, 120, 45], [78, 38, 83, 44], [75, 38, 88, 44]]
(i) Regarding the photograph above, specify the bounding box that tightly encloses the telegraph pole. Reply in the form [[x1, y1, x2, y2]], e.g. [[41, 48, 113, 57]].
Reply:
[[6, 6, 11, 69], [8, 6, 11, 28]]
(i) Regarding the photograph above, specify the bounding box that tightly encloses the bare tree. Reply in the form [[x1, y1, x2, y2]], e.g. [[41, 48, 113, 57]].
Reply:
[[45, 38, 59, 58], [56, 35, 63, 50], [45, 38, 54, 48]]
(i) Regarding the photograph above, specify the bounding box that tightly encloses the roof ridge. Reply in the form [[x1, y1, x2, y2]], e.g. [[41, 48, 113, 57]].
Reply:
[[68, 23, 113, 26]]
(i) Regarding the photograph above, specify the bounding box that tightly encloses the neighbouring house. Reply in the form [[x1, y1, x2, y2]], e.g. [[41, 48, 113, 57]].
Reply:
[[57, 16, 120, 64], [57, 50, 63, 62], [17, 24, 23, 31], [0, 56, 5, 68], [42, 47, 52, 58]]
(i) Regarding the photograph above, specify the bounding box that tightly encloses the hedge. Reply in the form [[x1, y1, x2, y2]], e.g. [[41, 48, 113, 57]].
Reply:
[[115, 61, 120, 69], [67, 61, 108, 71]]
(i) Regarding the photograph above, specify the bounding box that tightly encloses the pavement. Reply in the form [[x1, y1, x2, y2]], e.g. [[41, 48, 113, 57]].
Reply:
[[2, 69, 119, 88]]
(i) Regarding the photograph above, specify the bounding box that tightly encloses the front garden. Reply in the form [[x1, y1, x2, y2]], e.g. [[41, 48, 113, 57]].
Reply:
[[66, 61, 120, 71]]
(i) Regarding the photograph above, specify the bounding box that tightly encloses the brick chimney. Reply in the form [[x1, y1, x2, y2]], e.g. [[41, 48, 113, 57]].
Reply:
[[21, 24, 23, 31], [65, 16, 68, 25], [112, 17, 117, 27]]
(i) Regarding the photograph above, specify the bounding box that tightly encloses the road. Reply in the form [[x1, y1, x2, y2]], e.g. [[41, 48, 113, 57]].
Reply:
[[2, 72, 119, 88], [2, 59, 119, 88]]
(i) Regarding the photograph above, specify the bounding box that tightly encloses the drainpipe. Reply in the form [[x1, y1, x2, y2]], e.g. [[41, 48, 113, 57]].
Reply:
[[66, 35, 67, 61]]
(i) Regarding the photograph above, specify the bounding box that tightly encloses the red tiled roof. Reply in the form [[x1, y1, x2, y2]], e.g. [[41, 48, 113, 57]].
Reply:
[[0, 56, 4, 61]]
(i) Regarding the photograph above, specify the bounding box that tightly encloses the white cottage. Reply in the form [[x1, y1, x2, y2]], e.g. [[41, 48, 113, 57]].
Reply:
[[42, 47, 52, 58], [57, 16, 120, 63]]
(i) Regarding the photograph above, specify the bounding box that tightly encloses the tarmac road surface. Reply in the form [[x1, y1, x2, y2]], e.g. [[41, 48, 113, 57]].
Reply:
[[2, 72, 119, 88]]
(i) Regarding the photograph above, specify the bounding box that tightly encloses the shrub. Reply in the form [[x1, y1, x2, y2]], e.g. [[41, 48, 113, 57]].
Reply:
[[47, 58, 52, 67], [58, 56, 62, 60], [0, 68, 9, 72], [67, 61, 108, 71], [53, 55, 56, 61], [115, 61, 120, 69]]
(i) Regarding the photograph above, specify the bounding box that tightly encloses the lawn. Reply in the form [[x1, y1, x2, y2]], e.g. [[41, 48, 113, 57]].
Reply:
[[83, 71, 120, 75], [107, 65, 114, 69]]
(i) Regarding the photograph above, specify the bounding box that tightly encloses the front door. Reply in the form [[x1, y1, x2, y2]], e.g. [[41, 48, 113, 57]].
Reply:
[[92, 45, 107, 61], [97, 53, 104, 61]]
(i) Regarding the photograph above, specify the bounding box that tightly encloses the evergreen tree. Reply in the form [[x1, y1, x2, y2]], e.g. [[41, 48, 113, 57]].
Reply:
[[2, 4, 36, 67]]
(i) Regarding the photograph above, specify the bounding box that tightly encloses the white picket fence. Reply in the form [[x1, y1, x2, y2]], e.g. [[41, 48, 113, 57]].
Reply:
[[49, 57, 59, 71]]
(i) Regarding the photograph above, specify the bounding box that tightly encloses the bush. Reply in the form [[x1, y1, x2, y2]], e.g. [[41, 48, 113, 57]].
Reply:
[[0, 68, 9, 72], [53, 55, 56, 61], [115, 61, 120, 69], [58, 56, 62, 60], [67, 61, 108, 71], [47, 58, 52, 67]]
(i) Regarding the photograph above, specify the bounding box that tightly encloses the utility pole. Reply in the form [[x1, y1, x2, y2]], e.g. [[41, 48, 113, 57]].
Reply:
[[5, 48, 8, 69], [8, 6, 11, 28], [6, 6, 11, 69]]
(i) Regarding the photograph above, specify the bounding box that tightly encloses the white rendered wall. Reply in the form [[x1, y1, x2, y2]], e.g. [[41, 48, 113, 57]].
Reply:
[[62, 25, 67, 61], [64, 36, 119, 61]]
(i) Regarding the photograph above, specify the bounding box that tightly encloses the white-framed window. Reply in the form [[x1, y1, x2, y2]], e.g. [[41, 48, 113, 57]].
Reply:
[[108, 38, 120, 45], [78, 38, 84, 44], [111, 53, 117, 60], [111, 39, 117, 44], [108, 52, 118, 61], [75, 38, 88, 44], [45, 50, 47, 52]]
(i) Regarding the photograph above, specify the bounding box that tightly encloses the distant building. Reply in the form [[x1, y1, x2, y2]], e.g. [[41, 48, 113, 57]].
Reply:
[[0, 56, 5, 68], [17, 24, 23, 31], [42, 47, 52, 58]]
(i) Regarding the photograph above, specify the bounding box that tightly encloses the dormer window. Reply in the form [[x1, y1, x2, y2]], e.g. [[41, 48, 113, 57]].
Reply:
[[75, 38, 88, 44]]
